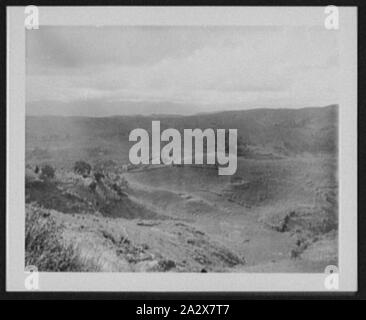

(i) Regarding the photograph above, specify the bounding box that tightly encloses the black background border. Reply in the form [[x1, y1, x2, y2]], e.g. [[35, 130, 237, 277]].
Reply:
[[0, 0, 364, 301]]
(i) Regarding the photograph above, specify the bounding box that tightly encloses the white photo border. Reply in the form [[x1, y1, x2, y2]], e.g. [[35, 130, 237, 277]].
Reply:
[[6, 6, 358, 292]]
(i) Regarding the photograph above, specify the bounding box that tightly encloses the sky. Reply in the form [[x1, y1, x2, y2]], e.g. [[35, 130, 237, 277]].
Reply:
[[26, 26, 339, 116]]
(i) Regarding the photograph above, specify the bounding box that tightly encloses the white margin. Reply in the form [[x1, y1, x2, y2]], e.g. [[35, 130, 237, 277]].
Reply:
[[6, 6, 357, 292]]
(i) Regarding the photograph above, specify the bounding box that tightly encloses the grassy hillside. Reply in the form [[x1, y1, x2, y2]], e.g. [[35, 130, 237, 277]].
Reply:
[[25, 105, 338, 272]]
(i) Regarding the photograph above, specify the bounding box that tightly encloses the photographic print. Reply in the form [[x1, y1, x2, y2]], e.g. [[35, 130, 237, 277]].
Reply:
[[6, 6, 357, 292]]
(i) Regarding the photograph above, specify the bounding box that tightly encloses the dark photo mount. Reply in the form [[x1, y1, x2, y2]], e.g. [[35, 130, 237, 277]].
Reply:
[[1, 2, 363, 302]]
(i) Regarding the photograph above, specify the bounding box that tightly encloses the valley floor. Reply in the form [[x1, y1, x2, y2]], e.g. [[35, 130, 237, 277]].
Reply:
[[25, 156, 338, 273]]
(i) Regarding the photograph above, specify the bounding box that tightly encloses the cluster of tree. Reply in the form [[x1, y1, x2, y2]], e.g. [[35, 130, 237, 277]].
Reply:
[[39, 165, 55, 180], [73, 161, 91, 177], [74, 160, 107, 183]]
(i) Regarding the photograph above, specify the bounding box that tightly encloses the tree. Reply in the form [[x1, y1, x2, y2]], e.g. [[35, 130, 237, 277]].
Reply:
[[94, 172, 104, 182], [40, 165, 55, 180], [74, 161, 91, 177]]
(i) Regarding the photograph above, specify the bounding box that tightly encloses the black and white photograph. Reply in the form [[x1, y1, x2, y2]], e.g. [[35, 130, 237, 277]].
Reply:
[[5, 6, 357, 293]]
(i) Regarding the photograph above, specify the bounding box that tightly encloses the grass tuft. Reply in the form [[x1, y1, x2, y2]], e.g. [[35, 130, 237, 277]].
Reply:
[[25, 206, 99, 271]]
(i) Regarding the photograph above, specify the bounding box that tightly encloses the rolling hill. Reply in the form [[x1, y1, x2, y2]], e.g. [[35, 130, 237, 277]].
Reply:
[[26, 104, 338, 161]]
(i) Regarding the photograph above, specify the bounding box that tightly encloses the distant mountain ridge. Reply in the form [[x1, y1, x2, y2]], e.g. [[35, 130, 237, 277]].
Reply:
[[26, 105, 338, 155]]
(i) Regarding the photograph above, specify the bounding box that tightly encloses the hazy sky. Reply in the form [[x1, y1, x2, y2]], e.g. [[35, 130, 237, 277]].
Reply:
[[26, 26, 339, 115]]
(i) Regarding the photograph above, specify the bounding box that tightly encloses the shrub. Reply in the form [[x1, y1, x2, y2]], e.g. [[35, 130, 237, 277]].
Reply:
[[39, 165, 55, 180], [94, 172, 105, 182], [74, 161, 91, 177], [88, 181, 97, 192], [25, 206, 98, 271]]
